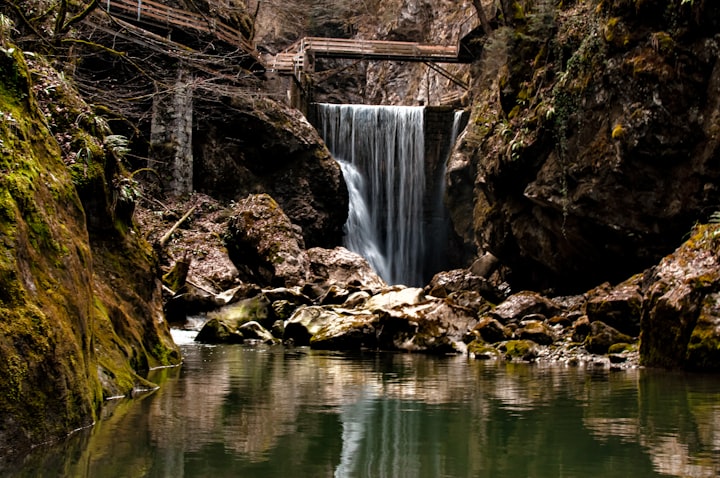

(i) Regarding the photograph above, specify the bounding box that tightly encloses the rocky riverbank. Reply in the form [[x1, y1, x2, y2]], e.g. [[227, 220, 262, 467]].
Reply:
[[140, 192, 720, 372]]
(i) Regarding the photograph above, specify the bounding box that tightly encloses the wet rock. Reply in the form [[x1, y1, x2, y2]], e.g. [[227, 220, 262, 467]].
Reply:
[[239, 321, 277, 344], [271, 300, 298, 320], [500, 340, 539, 361], [284, 305, 376, 348], [225, 194, 310, 287], [317, 285, 352, 305], [308, 310, 378, 350], [586, 277, 643, 337], [467, 339, 502, 360], [585, 321, 633, 355], [343, 291, 371, 308], [516, 320, 555, 346], [488, 291, 562, 325], [473, 317, 512, 343], [206, 295, 272, 329], [262, 287, 312, 306], [307, 246, 386, 291], [195, 317, 245, 344]]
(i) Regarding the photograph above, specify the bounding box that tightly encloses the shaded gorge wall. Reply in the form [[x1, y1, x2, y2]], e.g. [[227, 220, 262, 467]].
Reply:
[[314, 103, 467, 286]]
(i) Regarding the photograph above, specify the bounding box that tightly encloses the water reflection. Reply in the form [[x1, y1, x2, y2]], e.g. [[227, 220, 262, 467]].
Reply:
[[5, 343, 720, 477]]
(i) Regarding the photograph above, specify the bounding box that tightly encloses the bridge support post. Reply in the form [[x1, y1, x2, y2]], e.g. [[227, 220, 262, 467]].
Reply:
[[149, 65, 194, 196]]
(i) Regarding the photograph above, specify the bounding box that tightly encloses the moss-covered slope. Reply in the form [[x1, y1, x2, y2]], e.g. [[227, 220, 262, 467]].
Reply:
[[0, 45, 179, 458]]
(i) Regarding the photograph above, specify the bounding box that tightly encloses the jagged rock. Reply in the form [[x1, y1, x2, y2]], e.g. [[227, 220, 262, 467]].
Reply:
[[307, 246, 386, 291], [343, 291, 371, 308], [308, 309, 378, 350], [473, 317, 512, 343], [585, 321, 633, 355], [225, 194, 310, 287], [516, 320, 555, 346], [450, 0, 720, 293], [487, 291, 562, 325], [446, 290, 493, 315], [317, 285, 352, 305], [641, 225, 720, 369], [586, 277, 643, 336], [425, 268, 502, 302], [262, 287, 312, 305], [194, 95, 348, 248]]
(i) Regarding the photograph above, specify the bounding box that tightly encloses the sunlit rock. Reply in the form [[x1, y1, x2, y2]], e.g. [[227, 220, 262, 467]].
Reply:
[[307, 246, 386, 292]]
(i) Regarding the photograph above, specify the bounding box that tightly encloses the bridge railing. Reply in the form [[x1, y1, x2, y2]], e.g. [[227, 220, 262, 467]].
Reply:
[[104, 0, 257, 56]]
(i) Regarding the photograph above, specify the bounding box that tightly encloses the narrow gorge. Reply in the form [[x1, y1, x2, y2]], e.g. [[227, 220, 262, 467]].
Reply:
[[2, 0, 720, 472]]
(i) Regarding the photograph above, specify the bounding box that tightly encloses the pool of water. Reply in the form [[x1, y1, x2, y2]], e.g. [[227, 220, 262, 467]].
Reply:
[[6, 331, 720, 477]]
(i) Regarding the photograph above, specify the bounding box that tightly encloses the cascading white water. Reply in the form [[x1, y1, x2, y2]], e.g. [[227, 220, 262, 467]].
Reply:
[[317, 104, 426, 286]]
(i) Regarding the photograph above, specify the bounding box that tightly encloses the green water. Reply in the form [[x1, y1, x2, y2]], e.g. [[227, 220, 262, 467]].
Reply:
[[7, 332, 720, 477]]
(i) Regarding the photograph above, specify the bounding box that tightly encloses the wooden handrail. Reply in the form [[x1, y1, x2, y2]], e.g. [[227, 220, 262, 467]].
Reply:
[[105, 0, 257, 56]]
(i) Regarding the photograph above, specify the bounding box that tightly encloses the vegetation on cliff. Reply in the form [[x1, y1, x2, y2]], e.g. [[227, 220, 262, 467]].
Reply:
[[0, 14, 179, 458], [451, 0, 720, 293]]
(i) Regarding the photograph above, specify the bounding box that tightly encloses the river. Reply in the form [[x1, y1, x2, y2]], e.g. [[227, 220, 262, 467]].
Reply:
[[6, 330, 720, 477]]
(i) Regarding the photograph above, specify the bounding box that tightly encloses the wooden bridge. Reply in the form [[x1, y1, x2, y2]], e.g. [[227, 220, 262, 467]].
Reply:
[[101, 0, 262, 64], [98, 0, 478, 74], [264, 9, 479, 80]]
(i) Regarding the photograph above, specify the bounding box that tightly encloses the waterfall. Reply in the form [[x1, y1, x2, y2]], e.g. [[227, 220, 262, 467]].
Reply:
[[317, 104, 426, 286]]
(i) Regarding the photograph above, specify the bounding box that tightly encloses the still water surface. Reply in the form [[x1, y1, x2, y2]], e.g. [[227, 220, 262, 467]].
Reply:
[[9, 330, 720, 477]]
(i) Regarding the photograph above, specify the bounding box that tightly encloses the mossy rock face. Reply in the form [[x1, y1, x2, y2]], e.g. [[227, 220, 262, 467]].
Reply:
[[685, 293, 720, 371], [0, 48, 179, 457], [640, 225, 720, 369]]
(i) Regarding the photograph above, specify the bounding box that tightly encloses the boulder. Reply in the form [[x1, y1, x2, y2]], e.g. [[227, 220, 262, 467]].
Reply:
[[224, 194, 309, 287], [501, 340, 539, 361], [205, 294, 273, 329], [473, 317, 512, 343], [585, 277, 643, 336], [572, 315, 592, 343], [488, 291, 562, 325], [365, 287, 428, 311], [193, 95, 348, 248], [284, 305, 376, 348], [516, 320, 555, 346], [425, 268, 503, 302], [307, 246, 386, 291], [239, 321, 277, 344], [585, 321, 633, 355], [195, 317, 245, 344]]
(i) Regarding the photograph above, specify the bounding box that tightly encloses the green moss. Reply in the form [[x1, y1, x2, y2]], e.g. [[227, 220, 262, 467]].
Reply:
[[503, 340, 537, 360], [608, 342, 633, 354]]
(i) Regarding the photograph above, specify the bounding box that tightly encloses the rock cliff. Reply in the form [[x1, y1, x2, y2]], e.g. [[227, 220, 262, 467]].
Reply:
[[449, 0, 720, 293], [0, 44, 179, 458]]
